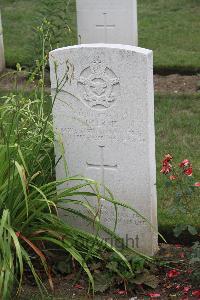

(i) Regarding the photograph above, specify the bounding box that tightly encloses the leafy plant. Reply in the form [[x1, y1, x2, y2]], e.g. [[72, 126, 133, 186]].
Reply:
[[42, 0, 73, 42], [188, 242, 200, 287], [34, 0, 75, 57], [160, 154, 200, 237]]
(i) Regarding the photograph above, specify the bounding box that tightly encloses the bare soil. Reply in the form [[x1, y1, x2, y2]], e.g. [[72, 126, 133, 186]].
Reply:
[[0, 69, 200, 94], [0, 69, 51, 93], [18, 244, 200, 300], [154, 74, 200, 94]]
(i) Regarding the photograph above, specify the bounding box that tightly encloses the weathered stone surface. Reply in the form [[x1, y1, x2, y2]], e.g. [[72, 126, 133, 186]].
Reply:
[[49, 44, 157, 255], [76, 0, 138, 46], [0, 10, 5, 72]]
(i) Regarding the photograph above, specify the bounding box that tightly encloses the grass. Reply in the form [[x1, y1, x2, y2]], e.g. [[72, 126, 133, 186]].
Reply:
[[139, 0, 200, 72], [1, 0, 77, 68], [1, 0, 200, 71], [1, 0, 40, 68], [155, 93, 200, 230]]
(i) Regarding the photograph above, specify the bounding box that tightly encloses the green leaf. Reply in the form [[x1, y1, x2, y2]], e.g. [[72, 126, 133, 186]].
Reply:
[[106, 261, 124, 278], [189, 257, 200, 264], [173, 224, 187, 237], [187, 225, 198, 236], [90, 262, 102, 271], [54, 260, 72, 275], [14, 161, 29, 216], [131, 270, 159, 289], [93, 272, 114, 293], [131, 256, 145, 273]]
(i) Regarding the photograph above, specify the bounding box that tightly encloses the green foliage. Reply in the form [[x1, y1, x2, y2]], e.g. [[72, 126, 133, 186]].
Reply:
[[1, 0, 77, 68], [38, 0, 74, 49], [159, 154, 199, 238], [93, 272, 114, 293], [173, 224, 198, 237], [155, 94, 200, 231], [189, 242, 200, 265], [90, 251, 158, 293], [188, 242, 200, 287], [32, 1, 76, 63]]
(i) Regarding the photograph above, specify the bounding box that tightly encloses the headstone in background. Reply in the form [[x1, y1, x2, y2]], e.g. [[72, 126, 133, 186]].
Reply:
[[49, 44, 157, 255], [0, 10, 5, 72], [76, 0, 138, 46]]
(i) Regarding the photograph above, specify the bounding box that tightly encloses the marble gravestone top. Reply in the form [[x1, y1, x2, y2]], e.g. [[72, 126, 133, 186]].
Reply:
[[49, 44, 158, 255], [76, 0, 138, 46]]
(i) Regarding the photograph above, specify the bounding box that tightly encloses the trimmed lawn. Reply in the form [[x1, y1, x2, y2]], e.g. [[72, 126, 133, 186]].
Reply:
[[1, 0, 200, 71], [1, 0, 41, 67], [1, 0, 77, 67], [139, 0, 200, 72]]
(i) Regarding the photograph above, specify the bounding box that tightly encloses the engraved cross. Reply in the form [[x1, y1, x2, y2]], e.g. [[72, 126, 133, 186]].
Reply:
[[86, 145, 117, 195], [96, 13, 115, 43]]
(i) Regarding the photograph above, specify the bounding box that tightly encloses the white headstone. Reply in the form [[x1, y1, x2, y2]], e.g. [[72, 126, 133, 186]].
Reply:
[[0, 10, 5, 72], [49, 44, 157, 255], [76, 0, 138, 46]]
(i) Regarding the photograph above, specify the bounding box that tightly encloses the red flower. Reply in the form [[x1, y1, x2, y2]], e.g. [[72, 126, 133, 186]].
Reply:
[[113, 290, 127, 295], [160, 162, 172, 174], [183, 286, 191, 294], [192, 290, 200, 297], [179, 159, 190, 168], [175, 284, 181, 290], [164, 154, 173, 162], [167, 269, 180, 278], [175, 244, 182, 248], [146, 293, 160, 298], [193, 182, 200, 187], [179, 159, 193, 176], [170, 175, 176, 180], [160, 154, 173, 175], [183, 167, 193, 176], [179, 252, 185, 258], [74, 284, 84, 290], [16, 231, 21, 238]]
